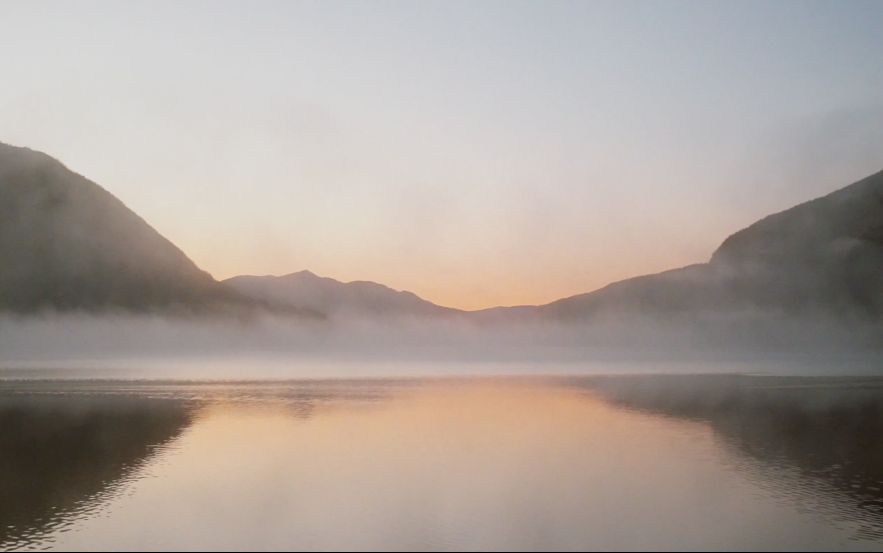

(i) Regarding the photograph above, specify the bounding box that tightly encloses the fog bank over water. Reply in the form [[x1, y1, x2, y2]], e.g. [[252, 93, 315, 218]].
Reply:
[[1, 311, 880, 378]]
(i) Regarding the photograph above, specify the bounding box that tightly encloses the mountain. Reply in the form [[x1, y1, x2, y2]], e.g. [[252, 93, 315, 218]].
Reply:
[[225, 271, 461, 319], [4, 138, 880, 325], [0, 142, 230, 313], [505, 169, 883, 321]]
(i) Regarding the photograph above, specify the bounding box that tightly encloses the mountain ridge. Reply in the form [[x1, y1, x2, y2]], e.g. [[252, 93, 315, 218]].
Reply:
[[2, 140, 881, 322], [225, 270, 462, 319]]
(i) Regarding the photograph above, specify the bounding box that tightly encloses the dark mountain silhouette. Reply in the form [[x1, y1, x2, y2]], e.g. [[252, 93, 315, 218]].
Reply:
[[225, 271, 462, 319], [510, 169, 883, 321], [0, 142, 238, 313]]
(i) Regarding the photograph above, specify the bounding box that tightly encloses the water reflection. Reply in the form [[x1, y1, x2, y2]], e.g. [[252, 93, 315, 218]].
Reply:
[[0, 376, 882, 551], [0, 393, 194, 550], [587, 375, 883, 542]]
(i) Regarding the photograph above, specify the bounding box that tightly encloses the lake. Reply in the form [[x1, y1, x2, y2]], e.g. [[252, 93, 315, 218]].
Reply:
[[1, 374, 882, 551]]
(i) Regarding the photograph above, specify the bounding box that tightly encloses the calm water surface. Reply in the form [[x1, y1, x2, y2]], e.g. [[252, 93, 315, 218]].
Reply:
[[1, 375, 882, 551]]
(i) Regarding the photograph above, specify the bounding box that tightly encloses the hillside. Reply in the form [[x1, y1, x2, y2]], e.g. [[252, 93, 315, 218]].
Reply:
[[524, 169, 883, 321], [0, 142, 228, 313]]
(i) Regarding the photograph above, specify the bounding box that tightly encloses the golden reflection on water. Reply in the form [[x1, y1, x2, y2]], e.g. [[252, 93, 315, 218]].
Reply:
[[3, 378, 883, 551]]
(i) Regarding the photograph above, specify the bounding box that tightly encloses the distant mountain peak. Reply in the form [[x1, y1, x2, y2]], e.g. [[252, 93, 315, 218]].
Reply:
[[225, 271, 460, 318], [286, 269, 319, 279]]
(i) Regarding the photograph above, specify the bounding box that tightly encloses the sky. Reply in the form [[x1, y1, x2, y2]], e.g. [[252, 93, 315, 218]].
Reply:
[[1, 0, 882, 310]]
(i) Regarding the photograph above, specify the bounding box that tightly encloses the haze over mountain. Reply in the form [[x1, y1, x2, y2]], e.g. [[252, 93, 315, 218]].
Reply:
[[518, 169, 883, 322], [0, 142, 229, 313], [226, 271, 461, 320], [228, 170, 883, 324], [2, 139, 881, 331]]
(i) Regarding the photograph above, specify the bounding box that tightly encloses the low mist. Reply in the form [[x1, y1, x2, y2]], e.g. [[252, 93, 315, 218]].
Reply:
[[2, 309, 881, 379]]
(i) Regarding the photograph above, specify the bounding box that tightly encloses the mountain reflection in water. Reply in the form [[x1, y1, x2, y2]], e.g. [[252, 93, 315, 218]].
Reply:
[[588, 375, 883, 543], [0, 375, 881, 551], [0, 393, 195, 550]]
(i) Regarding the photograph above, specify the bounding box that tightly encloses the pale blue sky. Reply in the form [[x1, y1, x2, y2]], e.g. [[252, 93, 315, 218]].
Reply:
[[2, 0, 882, 308]]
